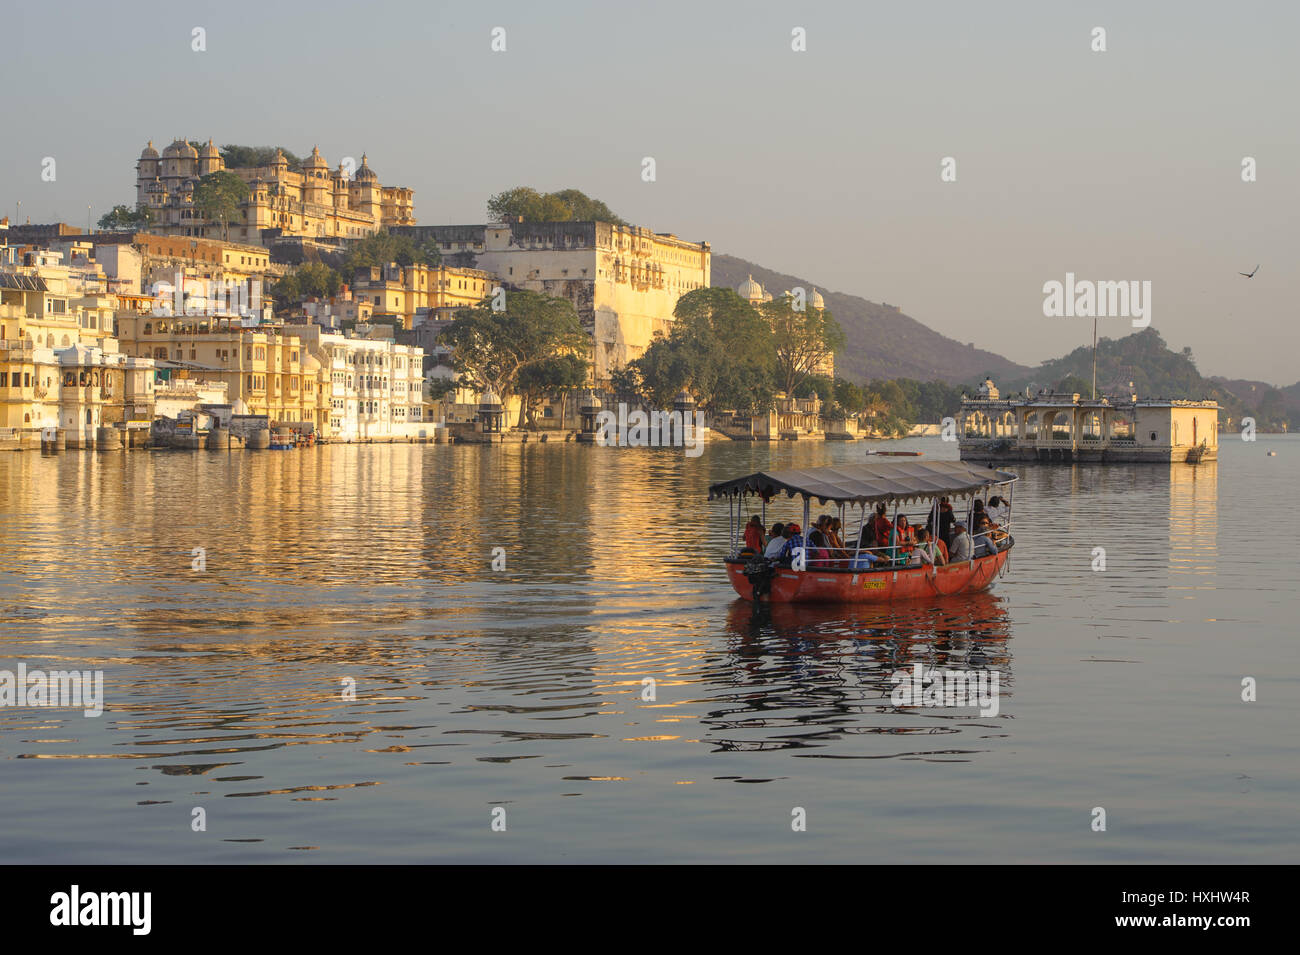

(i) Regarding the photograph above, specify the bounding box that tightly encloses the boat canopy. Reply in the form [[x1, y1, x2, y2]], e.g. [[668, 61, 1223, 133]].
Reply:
[[708, 461, 1018, 506]]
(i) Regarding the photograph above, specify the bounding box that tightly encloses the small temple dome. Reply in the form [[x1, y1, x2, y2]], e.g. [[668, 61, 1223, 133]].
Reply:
[[140, 140, 159, 160], [809, 288, 825, 309], [201, 138, 220, 159], [354, 154, 378, 181], [737, 274, 764, 303], [304, 145, 328, 170]]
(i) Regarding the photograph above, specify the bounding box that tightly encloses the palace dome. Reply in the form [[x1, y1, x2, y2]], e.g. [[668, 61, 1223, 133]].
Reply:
[[201, 138, 220, 159], [304, 146, 328, 170], [354, 154, 378, 181], [140, 140, 159, 160], [737, 274, 764, 303], [163, 138, 198, 160]]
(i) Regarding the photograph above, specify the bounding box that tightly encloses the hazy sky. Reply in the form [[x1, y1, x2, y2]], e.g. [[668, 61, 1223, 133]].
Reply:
[[3, 0, 1296, 384]]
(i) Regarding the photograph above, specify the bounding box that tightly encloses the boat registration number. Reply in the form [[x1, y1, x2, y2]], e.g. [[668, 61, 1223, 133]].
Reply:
[[862, 580, 886, 590]]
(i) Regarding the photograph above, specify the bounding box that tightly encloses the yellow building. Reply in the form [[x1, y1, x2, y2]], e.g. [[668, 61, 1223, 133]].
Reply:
[[1, 247, 155, 444], [350, 263, 494, 328], [136, 140, 415, 245], [115, 313, 327, 432], [393, 220, 711, 384]]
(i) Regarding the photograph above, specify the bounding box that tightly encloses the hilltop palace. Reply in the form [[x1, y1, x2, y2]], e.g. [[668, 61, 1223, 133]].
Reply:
[[136, 139, 414, 245], [957, 378, 1219, 463]]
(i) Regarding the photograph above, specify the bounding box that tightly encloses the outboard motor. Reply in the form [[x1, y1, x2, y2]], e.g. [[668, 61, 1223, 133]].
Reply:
[[742, 555, 775, 602]]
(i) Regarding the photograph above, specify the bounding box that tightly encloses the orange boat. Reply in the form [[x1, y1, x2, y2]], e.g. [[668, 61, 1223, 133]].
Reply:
[[710, 460, 1018, 604]]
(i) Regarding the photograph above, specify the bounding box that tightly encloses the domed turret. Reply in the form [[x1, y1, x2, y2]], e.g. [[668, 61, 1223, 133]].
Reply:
[[198, 138, 222, 175], [354, 153, 378, 182], [809, 288, 825, 310], [305, 146, 328, 171], [140, 140, 159, 160], [737, 274, 765, 304]]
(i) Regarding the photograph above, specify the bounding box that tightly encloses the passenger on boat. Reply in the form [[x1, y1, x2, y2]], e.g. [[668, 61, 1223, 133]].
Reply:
[[909, 528, 945, 566], [949, 523, 973, 563], [927, 496, 956, 546], [763, 523, 787, 559], [744, 515, 766, 552], [870, 503, 893, 545], [827, 517, 848, 556], [970, 504, 999, 557], [850, 548, 883, 570], [906, 528, 935, 566], [778, 523, 805, 565], [806, 524, 831, 568], [889, 515, 915, 566], [986, 496, 1009, 524]]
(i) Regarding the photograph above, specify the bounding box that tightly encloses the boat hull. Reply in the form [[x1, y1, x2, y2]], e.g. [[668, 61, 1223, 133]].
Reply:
[[726, 545, 1011, 604]]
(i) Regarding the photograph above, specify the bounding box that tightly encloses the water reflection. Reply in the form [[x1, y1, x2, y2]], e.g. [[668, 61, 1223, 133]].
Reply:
[[3, 438, 1295, 863], [700, 592, 1012, 757]]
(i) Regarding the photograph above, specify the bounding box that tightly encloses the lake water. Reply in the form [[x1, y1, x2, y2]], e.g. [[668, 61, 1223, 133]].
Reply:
[[1, 435, 1295, 863]]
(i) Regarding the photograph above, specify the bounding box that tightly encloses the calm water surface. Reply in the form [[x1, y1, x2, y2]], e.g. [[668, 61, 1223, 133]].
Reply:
[[1, 435, 1296, 863]]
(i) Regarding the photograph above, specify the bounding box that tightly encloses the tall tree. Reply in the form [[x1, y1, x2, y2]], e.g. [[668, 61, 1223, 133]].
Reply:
[[631, 287, 775, 413], [192, 171, 249, 240], [437, 290, 590, 425], [761, 293, 845, 396], [515, 353, 590, 430]]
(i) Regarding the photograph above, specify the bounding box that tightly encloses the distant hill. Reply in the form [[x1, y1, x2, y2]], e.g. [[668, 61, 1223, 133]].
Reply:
[[993, 328, 1291, 430], [710, 254, 1030, 385]]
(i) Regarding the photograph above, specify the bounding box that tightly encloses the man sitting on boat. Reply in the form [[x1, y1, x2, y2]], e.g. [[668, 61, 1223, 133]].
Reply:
[[949, 523, 973, 563], [763, 523, 787, 559], [777, 523, 805, 566]]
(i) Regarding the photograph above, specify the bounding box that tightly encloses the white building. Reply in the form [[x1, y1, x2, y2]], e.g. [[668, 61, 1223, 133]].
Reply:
[[292, 325, 427, 441]]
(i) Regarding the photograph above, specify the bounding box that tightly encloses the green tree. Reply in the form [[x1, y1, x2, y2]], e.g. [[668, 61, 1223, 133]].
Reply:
[[219, 145, 302, 170], [269, 273, 300, 313], [761, 294, 845, 395], [487, 186, 629, 225], [515, 353, 590, 430], [97, 204, 153, 231], [295, 262, 342, 299], [192, 171, 249, 240], [1056, 374, 1093, 396], [341, 231, 439, 275], [632, 287, 775, 413], [437, 289, 590, 426]]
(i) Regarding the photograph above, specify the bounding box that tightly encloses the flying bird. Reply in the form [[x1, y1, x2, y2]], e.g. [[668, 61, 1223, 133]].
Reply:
[[1239, 264, 1259, 278]]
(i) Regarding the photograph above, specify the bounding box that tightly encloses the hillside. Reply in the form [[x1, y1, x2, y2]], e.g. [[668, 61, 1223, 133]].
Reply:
[[710, 254, 1029, 385], [995, 328, 1292, 430]]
